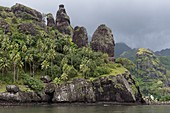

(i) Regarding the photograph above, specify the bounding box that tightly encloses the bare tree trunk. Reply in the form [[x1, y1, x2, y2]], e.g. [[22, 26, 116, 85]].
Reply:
[[33, 62, 35, 77], [13, 62, 16, 83], [29, 63, 31, 76], [51, 60, 53, 75], [16, 68, 19, 82], [24, 61, 26, 72]]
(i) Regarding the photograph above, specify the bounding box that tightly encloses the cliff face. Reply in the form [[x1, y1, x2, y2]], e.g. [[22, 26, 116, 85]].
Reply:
[[52, 73, 143, 103], [0, 73, 143, 103]]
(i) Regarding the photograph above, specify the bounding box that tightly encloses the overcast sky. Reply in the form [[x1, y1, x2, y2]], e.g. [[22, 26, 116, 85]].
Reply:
[[1, 0, 170, 51]]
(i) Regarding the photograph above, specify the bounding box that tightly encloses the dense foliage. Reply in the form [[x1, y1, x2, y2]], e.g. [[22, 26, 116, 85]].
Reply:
[[0, 30, 114, 83]]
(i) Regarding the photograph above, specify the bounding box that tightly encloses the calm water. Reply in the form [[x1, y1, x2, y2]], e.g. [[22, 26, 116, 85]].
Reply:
[[0, 105, 170, 113]]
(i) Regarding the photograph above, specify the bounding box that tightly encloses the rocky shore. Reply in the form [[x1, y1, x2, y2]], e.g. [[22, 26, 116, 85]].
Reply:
[[0, 73, 145, 105]]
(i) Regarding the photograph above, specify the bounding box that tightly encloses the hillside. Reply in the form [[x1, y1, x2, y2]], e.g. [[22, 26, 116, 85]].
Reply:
[[115, 42, 132, 58], [116, 48, 170, 101], [0, 4, 144, 103], [155, 49, 170, 56], [0, 3, 116, 86]]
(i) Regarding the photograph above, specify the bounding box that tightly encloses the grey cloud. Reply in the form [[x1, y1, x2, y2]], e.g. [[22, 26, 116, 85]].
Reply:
[[1, 0, 170, 51]]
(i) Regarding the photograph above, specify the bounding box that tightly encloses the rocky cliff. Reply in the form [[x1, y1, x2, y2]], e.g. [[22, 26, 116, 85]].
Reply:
[[0, 73, 144, 104]]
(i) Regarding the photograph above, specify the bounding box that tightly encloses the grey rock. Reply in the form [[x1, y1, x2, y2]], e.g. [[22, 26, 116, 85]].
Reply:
[[0, 91, 41, 103], [52, 73, 143, 103], [11, 3, 42, 22], [72, 26, 88, 48], [52, 78, 95, 102], [18, 23, 38, 36], [56, 4, 73, 36], [40, 76, 52, 83], [91, 24, 115, 57], [47, 13, 55, 27], [44, 83, 56, 94], [6, 85, 19, 93]]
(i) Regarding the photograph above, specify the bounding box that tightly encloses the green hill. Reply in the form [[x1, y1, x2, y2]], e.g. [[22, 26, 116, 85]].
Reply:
[[116, 48, 170, 101]]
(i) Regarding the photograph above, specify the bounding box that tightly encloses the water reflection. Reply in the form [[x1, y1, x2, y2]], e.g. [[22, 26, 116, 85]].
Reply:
[[0, 105, 170, 113]]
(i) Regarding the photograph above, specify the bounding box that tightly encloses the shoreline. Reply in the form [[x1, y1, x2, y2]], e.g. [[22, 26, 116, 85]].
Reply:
[[0, 101, 144, 106]]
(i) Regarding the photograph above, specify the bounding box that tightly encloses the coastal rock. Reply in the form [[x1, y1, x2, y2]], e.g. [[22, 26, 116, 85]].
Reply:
[[72, 26, 88, 48], [0, 74, 143, 103], [47, 13, 55, 27], [6, 85, 20, 93], [52, 78, 95, 102], [56, 4, 73, 36], [90, 24, 115, 57], [11, 3, 42, 22], [0, 92, 41, 103], [52, 73, 143, 103], [44, 83, 56, 94]]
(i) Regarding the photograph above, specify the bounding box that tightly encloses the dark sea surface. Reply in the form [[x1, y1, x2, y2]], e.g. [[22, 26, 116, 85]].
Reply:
[[0, 104, 169, 113]]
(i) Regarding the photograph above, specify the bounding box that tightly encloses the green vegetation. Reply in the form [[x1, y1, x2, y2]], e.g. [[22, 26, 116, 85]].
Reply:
[[137, 48, 153, 55], [0, 11, 128, 93], [115, 42, 131, 58], [116, 47, 170, 101], [119, 49, 138, 62], [159, 56, 170, 70], [23, 74, 44, 92]]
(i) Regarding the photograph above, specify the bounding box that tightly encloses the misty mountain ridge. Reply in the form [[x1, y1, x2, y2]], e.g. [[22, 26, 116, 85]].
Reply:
[[116, 42, 170, 58]]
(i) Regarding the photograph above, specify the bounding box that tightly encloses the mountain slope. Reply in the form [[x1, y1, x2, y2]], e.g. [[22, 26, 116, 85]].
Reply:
[[155, 49, 170, 56], [115, 42, 132, 58]]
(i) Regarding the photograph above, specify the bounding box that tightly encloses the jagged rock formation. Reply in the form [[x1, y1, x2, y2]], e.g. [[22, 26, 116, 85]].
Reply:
[[0, 73, 144, 103], [72, 26, 88, 48], [47, 13, 55, 27], [11, 3, 42, 22], [56, 4, 73, 36], [91, 24, 115, 57]]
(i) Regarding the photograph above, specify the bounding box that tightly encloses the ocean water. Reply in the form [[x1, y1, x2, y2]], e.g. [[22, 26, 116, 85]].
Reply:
[[0, 104, 169, 113]]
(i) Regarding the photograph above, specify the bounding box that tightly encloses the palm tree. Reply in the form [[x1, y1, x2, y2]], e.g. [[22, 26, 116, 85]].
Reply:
[[47, 49, 56, 75], [41, 60, 49, 75], [10, 50, 22, 83], [0, 57, 10, 76], [25, 53, 33, 76], [16, 56, 23, 81]]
